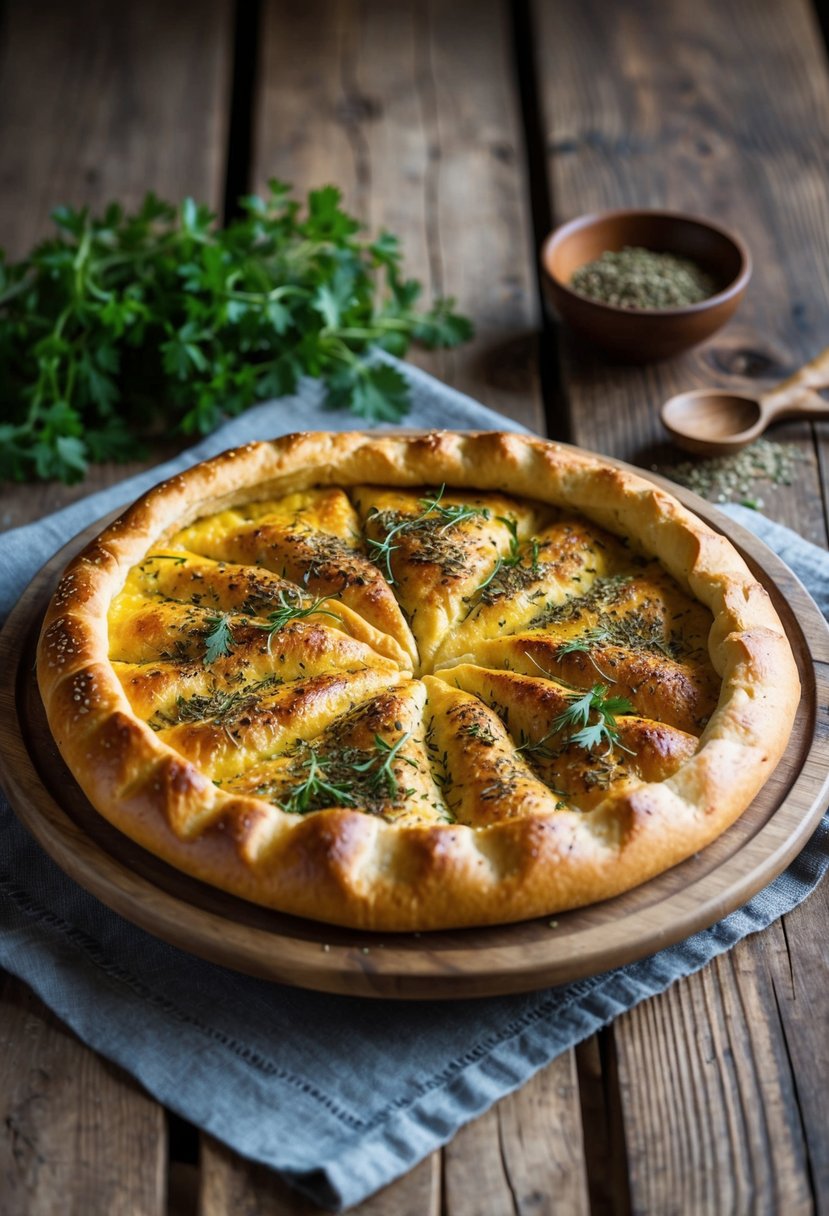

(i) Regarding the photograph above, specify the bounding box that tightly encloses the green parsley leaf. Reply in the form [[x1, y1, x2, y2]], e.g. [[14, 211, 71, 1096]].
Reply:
[[203, 613, 235, 665], [521, 683, 636, 759], [0, 182, 473, 483]]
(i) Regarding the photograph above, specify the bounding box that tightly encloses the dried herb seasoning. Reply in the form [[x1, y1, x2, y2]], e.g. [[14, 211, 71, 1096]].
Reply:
[[659, 437, 801, 505], [571, 246, 716, 310]]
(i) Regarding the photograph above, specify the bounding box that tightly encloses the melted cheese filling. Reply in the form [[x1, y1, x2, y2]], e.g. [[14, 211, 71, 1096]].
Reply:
[[108, 486, 718, 828]]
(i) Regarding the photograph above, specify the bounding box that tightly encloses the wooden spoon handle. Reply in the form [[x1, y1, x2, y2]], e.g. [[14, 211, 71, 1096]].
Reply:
[[760, 345, 829, 420]]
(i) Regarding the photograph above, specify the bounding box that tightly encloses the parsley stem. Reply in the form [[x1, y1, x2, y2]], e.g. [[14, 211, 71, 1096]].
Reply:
[[225, 284, 309, 304], [333, 318, 413, 339]]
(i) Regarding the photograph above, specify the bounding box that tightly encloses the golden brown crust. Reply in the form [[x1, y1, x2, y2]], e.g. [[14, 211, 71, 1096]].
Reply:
[[36, 431, 801, 931]]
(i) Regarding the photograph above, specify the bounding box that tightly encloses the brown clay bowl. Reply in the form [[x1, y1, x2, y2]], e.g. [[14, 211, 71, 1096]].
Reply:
[[540, 210, 751, 362]]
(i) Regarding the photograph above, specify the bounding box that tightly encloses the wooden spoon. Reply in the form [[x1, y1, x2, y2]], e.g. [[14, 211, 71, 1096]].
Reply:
[[661, 345, 829, 455]]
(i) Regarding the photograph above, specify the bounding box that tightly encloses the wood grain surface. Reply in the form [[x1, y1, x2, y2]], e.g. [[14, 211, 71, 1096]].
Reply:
[[0, 975, 166, 1216], [0, 0, 232, 530], [1, 0, 829, 1211], [0, 1, 233, 1211], [0, 463, 826, 999], [534, 2, 829, 1212], [254, 0, 544, 432]]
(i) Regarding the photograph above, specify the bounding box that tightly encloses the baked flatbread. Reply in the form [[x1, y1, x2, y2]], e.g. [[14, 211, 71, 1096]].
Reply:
[[37, 431, 799, 930]]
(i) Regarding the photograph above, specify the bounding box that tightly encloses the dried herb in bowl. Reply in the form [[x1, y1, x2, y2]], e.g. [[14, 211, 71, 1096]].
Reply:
[[571, 246, 717, 310]]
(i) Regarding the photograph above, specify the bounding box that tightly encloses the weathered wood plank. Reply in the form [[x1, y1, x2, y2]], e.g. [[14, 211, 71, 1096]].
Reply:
[[768, 889, 829, 1215], [0, 0, 232, 258], [574, 1035, 631, 1216], [534, 0, 829, 544], [534, 0, 829, 1211], [254, 0, 544, 431], [0, 974, 166, 1215], [0, 2, 235, 1209], [443, 1054, 590, 1216], [199, 1134, 439, 1215], [615, 938, 813, 1216], [0, 0, 234, 530]]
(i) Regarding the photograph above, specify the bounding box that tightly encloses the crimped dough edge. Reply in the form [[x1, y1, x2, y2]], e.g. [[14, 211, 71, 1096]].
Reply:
[[36, 430, 801, 931]]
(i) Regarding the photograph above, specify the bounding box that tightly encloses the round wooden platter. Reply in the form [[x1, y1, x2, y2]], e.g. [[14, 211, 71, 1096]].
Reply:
[[1, 460, 828, 1000]]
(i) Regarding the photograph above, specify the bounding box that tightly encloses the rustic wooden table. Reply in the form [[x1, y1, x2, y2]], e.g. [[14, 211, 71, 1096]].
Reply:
[[1, 1, 828, 1212]]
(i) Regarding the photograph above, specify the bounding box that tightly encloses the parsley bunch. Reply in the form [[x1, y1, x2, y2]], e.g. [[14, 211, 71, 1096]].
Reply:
[[0, 181, 472, 484]]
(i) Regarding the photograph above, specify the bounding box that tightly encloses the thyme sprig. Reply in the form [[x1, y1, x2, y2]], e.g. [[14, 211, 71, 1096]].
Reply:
[[474, 516, 541, 596], [366, 485, 490, 583], [556, 628, 617, 679], [350, 731, 417, 797], [276, 750, 359, 814], [255, 588, 342, 652], [275, 731, 416, 814]]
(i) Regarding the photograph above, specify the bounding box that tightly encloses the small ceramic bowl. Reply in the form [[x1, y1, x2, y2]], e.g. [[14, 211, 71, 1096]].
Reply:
[[540, 210, 751, 362]]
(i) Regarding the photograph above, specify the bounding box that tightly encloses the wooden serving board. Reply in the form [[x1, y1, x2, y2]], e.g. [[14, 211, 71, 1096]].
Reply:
[[1, 466, 828, 1000]]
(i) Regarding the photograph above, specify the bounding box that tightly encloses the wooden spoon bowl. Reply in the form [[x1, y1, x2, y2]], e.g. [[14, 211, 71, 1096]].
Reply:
[[661, 344, 829, 455], [661, 390, 763, 455]]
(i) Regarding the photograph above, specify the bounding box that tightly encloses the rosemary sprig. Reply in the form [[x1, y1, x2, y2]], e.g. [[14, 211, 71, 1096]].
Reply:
[[254, 588, 342, 651], [366, 484, 490, 583], [520, 683, 636, 759], [203, 613, 235, 664]]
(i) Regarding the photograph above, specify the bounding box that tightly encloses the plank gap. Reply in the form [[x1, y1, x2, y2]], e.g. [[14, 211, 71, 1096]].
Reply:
[[168, 1111, 200, 1166], [770, 959, 820, 1213], [510, 0, 571, 443], [575, 1032, 632, 1216], [809, 419, 829, 542], [810, 0, 829, 68], [223, 0, 263, 220], [167, 1113, 200, 1216]]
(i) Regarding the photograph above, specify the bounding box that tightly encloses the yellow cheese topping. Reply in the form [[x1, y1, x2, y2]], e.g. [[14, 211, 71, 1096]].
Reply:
[[108, 485, 718, 829]]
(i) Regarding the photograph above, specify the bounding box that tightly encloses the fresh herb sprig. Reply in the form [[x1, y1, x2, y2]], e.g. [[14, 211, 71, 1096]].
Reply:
[[0, 182, 473, 484], [366, 485, 490, 583], [350, 732, 417, 797], [520, 683, 636, 759], [474, 516, 541, 595], [557, 627, 613, 656], [275, 731, 416, 814], [255, 589, 342, 652], [203, 613, 235, 664], [276, 750, 359, 815], [556, 628, 616, 679]]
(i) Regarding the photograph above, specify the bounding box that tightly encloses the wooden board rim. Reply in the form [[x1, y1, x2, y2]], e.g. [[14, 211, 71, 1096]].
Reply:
[[0, 437, 827, 999]]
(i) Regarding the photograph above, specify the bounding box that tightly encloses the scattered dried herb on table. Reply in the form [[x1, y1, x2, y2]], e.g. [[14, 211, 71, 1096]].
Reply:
[[0, 182, 473, 484], [571, 246, 717, 309], [659, 437, 801, 506]]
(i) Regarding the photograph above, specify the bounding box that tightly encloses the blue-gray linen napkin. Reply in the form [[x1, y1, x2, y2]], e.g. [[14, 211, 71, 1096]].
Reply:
[[1, 359, 827, 1211]]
